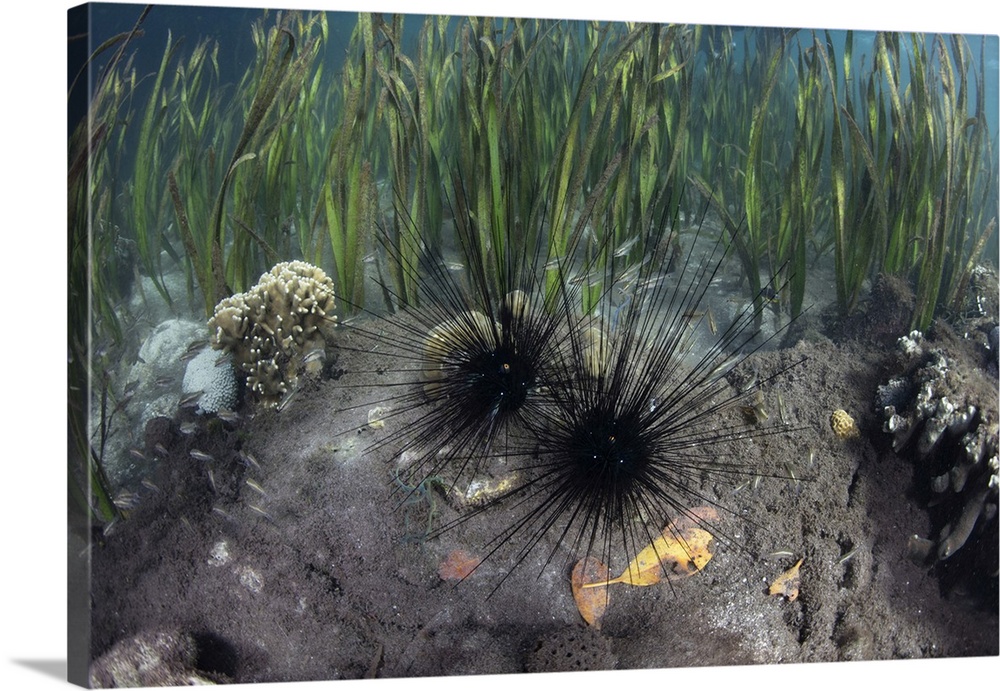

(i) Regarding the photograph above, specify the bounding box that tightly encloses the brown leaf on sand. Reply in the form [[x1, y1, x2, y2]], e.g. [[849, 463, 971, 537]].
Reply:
[[768, 558, 804, 601], [571, 557, 611, 629], [583, 507, 719, 588], [438, 549, 481, 581]]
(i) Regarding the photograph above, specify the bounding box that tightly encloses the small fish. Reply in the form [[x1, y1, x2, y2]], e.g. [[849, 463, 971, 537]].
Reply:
[[185, 339, 208, 354], [140, 479, 160, 493], [179, 349, 202, 363], [239, 451, 261, 471], [245, 478, 267, 497], [612, 234, 640, 257], [637, 273, 667, 291], [153, 443, 169, 457], [302, 349, 325, 366], [836, 548, 858, 566], [153, 375, 174, 388], [564, 269, 594, 287], [189, 448, 215, 462], [113, 491, 141, 511], [784, 461, 800, 490], [617, 262, 644, 287], [706, 354, 739, 382], [113, 392, 135, 414], [777, 391, 789, 425], [276, 387, 298, 413], [215, 354, 231, 367], [206, 469, 217, 494], [178, 421, 198, 436], [247, 504, 274, 522], [179, 391, 204, 408], [216, 409, 241, 424], [769, 550, 796, 559], [127, 448, 147, 462], [211, 506, 233, 521]]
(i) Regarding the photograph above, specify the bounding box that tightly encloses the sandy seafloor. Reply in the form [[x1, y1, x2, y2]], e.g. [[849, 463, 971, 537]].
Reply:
[[80, 263, 999, 686]]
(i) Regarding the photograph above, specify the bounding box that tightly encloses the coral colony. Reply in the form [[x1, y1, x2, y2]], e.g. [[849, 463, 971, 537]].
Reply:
[[209, 261, 339, 408], [880, 330, 998, 564]]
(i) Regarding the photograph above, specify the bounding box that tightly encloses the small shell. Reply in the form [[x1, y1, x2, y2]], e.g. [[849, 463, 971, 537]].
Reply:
[[830, 409, 860, 439]]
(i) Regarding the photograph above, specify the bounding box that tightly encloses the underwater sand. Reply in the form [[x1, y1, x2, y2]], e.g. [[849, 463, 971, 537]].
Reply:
[[86, 278, 998, 684]]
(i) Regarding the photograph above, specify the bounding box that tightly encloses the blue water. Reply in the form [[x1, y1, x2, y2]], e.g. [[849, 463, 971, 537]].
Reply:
[[72, 3, 1000, 262], [78, 5, 999, 135]]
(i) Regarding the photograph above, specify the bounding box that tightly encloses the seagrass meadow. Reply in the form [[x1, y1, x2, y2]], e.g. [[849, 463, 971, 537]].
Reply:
[[67, 2, 999, 686]]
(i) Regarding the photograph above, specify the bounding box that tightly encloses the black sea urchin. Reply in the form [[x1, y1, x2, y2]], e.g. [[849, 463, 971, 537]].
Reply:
[[339, 180, 569, 496]]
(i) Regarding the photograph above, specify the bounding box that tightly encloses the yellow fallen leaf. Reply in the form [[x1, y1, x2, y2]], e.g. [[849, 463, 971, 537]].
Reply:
[[571, 557, 611, 629], [769, 558, 804, 601], [582, 507, 718, 588]]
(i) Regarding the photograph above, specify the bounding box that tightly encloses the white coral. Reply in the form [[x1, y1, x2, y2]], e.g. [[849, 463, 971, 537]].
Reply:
[[207, 261, 338, 407], [182, 348, 238, 414]]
